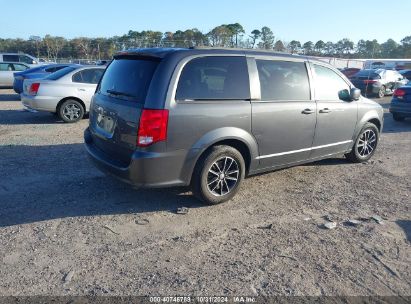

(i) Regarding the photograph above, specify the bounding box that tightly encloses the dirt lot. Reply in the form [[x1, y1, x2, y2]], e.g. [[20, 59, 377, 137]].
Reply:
[[0, 88, 410, 297]]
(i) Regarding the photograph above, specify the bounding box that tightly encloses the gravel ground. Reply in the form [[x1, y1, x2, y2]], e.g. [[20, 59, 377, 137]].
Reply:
[[0, 89, 410, 297]]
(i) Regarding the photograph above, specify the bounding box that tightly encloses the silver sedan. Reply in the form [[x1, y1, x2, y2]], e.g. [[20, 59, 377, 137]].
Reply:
[[0, 62, 30, 87], [21, 65, 105, 122]]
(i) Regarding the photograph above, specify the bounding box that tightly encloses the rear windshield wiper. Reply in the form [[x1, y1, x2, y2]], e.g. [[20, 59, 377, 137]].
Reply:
[[106, 89, 137, 99]]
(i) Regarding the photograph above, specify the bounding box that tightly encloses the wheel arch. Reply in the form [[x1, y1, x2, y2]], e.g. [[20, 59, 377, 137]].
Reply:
[[353, 109, 383, 142], [181, 127, 260, 185], [56, 97, 86, 113]]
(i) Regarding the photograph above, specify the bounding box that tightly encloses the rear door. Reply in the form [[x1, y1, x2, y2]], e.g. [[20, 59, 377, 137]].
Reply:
[[251, 58, 316, 169], [89, 57, 160, 165], [72, 68, 104, 106], [167, 56, 252, 154], [309, 63, 358, 158], [0, 63, 15, 86]]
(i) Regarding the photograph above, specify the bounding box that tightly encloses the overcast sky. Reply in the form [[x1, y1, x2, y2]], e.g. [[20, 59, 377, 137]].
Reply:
[[1, 0, 410, 43]]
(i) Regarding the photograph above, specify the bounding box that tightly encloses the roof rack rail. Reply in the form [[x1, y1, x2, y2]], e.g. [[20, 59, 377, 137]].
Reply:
[[188, 46, 298, 55]]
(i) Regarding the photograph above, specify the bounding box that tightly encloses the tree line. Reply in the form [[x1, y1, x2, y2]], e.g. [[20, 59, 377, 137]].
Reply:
[[1, 23, 410, 61]]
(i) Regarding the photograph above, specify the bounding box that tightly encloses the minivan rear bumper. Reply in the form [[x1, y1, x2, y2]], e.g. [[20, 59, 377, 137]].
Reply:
[[84, 128, 189, 188]]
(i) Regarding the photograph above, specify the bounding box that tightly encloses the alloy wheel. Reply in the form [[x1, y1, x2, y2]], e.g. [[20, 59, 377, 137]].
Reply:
[[207, 156, 240, 196], [357, 129, 377, 157], [63, 103, 81, 121]]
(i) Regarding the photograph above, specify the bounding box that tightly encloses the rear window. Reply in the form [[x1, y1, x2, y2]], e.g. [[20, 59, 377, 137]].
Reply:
[[45, 65, 67, 73], [46, 66, 76, 80], [98, 57, 159, 102], [175, 56, 250, 101]]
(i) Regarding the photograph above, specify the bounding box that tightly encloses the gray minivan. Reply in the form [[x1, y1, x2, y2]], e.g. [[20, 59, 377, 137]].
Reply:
[[84, 48, 384, 205]]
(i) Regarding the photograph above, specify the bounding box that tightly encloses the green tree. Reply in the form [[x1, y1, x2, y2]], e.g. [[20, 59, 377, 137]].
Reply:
[[289, 40, 301, 54], [324, 41, 335, 55], [401, 36, 411, 57], [259, 26, 274, 49], [274, 40, 285, 52], [314, 40, 325, 54], [250, 29, 261, 48], [227, 23, 245, 47], [380, 39, 398, 58], [303, 41, 314, 55]]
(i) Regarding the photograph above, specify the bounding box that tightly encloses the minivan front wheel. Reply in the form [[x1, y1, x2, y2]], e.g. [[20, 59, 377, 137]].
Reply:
[[345, 123, 379, 163], [192, 145, 245, 205]]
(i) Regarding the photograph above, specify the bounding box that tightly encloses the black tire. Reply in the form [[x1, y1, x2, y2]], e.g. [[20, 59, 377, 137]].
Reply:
[[377, 85, 385, 98], [191, 145, 245, 205], [392, 113, 405, 122], [58, 99, 84, 123], [345, 122, 379, 163]]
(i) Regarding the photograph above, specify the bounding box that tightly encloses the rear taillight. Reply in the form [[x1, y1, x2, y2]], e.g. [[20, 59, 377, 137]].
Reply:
[[363, 80, 376, 84], [393, 89, 406, 98], [137, 109, 169, 147], [28, 83, 40, 95]]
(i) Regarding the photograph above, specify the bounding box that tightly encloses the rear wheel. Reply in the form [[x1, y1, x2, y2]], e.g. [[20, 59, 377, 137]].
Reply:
[[393, 113, 405, 122], [58, 99, 84, 123], [191, 145, 245, 205], [345, 122, 379, 163], [377, 85, 386, 98]]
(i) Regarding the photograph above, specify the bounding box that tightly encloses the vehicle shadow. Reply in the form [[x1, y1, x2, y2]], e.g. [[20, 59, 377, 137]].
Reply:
[[0, 93, 20, 101], [0, 109, 66, 125], [0, 144, 202, 227], [396, 220, 411, 243]]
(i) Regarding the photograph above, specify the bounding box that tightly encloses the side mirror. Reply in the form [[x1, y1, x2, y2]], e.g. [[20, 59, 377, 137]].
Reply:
[[350, 88, 361, 101]]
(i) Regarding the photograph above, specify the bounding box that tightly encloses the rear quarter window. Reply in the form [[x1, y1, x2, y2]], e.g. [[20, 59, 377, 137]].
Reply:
[[175, 56, 250, 101], [98, 57, 159, 102]]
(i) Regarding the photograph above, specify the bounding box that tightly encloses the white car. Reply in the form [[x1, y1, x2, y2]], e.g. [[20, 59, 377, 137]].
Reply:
[[0, 62, 30, 87], [21, 65, 105, 122], [0, 53, 41, 67]]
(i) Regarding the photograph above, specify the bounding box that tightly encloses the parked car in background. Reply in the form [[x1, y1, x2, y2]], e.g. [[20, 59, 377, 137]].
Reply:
[[0, 62, 30, 88], [21, 65, 105, 123], [350, 69, 408, 98], [340, 68, 361, 78], [84, 48, 383, 205], [399, 69, 411, 81], [0, 53, 40, 66], [13, 63, 77, 94], [390, 84, 411, 121]]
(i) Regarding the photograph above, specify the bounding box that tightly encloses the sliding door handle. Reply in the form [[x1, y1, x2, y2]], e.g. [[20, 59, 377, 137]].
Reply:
[[302, 108, 315, 114], [319, 108, 331, 113]]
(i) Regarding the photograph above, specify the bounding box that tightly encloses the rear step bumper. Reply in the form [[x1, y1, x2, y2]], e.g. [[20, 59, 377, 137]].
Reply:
[[84, 128, 189, 188]]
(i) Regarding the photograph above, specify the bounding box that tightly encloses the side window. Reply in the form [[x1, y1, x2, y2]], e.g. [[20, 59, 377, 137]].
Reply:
[[13, 64, 28, 71], [19, 55, 34, 64], [256, 60, 310, 100], [90, 69, 104, 84], [175, 56, 250, 100], [73, 69, 104, 84], [312, 64, 350, 101], [0, 63, 9, 71], [3, 55, 19, 62], [72, 71, 84, 83]]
